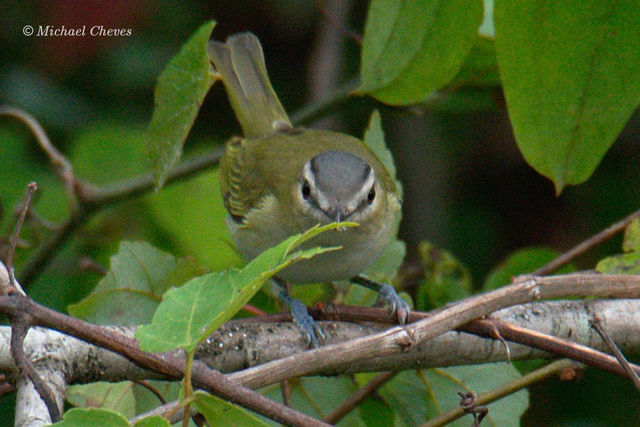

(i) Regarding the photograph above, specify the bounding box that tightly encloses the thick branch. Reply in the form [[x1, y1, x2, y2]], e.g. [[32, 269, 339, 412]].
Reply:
[[230, 273, 640, 388], [2, 300, 639, 386]]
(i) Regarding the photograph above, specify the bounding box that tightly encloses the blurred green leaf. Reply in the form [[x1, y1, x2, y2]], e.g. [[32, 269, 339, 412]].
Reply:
[[193, 391, 269, 426], [71, 122, 149, 185], [359, 0, 483, 105], [363, 110, 400, 192], [133, 380, 180, 416], [596, 219, 640, 274], [0, 127, 68, 234], [135, 223, 351, 352], [416, 241, 471, 310], [52, 408, 128, 427], [484, 247, 575, 291], [494, 1, 640, 192], [364, 239, 406, 283], [144, 167, 242, 271], [66, 382, 135, 418], [133, 416, 170, 427], [452, 37, 500, 87], [378, 364, 528, 426], [68, 242, 199, 325], [261, 377, 365, 425], [146, 20, 217, 189]]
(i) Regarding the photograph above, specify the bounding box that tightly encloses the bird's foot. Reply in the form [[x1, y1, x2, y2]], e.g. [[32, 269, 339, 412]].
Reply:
[[277, 285, 325, 348], [287, 297, 326, 348], [351, 275, 411, 324], [377, 283, 411, 324]]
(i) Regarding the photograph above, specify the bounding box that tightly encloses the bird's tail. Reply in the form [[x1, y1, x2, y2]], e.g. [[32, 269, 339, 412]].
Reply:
[[208, 32, 292, 138]]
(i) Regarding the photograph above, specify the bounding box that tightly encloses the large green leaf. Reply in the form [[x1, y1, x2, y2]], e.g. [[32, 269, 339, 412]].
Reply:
[[261, 377, 367, 426], [376, 364, 528, 426], [66, 382, 135, 418], [52, 408, 128, 427], [358, 0, 483, 105], [53, 408, 169, 427], [494, 1, 640, 192], [136, 223, 352, 352], [68, 241, 199, 326], [146, 21, 217, 189], [143, 167, 243, 271], [193, 391, 269, 426]]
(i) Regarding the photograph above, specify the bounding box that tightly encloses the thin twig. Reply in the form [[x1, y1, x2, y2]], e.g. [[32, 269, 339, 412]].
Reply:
[[313, 0, 362, 45], [534, 208, 640, 276], [281, 379, 292, 407], [590, 314, 640, 391], [324, 371, 396, 424], [0, 107, 76, 203], [290, 80, 358, 125], [422, 359, 576, 427], [4, 183, 36, 296], [10, 318, 62, 422], [0, 380, 15, 397], [132, 379, 167, 405]]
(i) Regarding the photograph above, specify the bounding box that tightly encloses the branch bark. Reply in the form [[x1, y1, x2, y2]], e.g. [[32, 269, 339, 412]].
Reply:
[[2, 299, 639, 386]]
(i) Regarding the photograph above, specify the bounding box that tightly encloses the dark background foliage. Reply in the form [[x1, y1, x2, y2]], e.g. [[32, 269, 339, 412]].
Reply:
[[1, 1, 639, 424]]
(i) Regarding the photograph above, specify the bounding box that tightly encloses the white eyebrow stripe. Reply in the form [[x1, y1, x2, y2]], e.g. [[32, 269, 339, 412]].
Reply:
[[348, 167, 375, 212]]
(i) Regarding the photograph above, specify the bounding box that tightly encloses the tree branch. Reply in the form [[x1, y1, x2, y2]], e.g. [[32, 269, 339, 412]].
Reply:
[[229, 273, 640, 389]]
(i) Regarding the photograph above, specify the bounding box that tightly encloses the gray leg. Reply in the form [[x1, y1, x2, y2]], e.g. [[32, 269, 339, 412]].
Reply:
[[351, 275, 410, 323], [274, 278, 325, 348]]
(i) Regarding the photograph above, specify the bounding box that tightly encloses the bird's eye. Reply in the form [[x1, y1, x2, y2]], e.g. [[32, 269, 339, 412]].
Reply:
[[301, 179, 311, 199], [367, 186, 376, 204]]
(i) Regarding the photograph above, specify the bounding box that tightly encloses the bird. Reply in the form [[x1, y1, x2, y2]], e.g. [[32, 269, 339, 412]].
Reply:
[[209, 32, 410, 347]]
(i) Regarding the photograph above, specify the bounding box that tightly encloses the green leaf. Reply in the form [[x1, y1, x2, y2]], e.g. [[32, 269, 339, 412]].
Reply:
[[358, 0, 483, 105], [193, 391, 269, 426], [494, 2, 640, 192], [146, 21, 217, 189], [451, 37, 500, 87], [69, 242, 199, 326], [596, 219, 640, 274], [483, 247, 575, 291], [377, 364, 528, 426], [52, 408, 128, 427], [136, 223, 353, 352], [144, 167, 243, 271], [363, 111, 398, 186], [133, 416, 171, 427], [133, 380, 181, 415], [261, 377, 366, 425], [415, 241, 472, 310], [66, 382, 135, 418]]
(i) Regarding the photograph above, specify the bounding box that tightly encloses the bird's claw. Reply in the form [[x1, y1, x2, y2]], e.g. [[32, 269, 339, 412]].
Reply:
[[289, 297, 325, 348], [378, 284, 411, 324]]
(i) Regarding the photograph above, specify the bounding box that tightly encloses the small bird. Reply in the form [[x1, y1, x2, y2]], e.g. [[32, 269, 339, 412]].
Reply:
[[209, 32, 410, 346]]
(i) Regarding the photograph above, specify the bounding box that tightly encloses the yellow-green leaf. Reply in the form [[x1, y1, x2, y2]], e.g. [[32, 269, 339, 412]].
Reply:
[[146, 21, 217, 189]]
